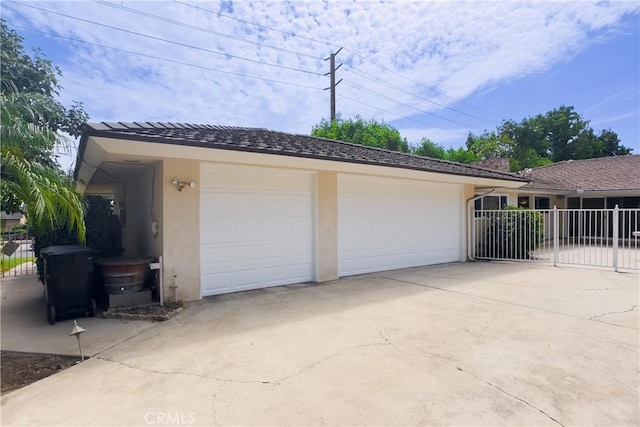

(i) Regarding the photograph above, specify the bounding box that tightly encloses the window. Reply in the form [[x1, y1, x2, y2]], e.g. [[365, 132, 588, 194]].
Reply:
[[517, 196, 530, 208], [534, 197, 550, 209], [474, 195, 508, 210]]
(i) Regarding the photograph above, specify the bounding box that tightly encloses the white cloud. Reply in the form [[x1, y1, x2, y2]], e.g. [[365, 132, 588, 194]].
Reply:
[[2, 0, 638, 153]]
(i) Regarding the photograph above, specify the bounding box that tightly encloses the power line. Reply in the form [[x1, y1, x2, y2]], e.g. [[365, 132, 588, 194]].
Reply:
[[9, 2, 324, 76], [173, 0, 341, 49], [174, 0, 505, 119], [347, 68, 495, 124], [93, 0, 322, 60], [342, 47, 506, 119], [342, 80, 473, 128], [9, 24, 323, 91], [338, 93, 467, 136]]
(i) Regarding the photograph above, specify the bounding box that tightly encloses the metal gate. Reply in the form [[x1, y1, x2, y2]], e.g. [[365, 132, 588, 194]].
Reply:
[[1, 226, 36, 277], [472, 207, 640, 271]]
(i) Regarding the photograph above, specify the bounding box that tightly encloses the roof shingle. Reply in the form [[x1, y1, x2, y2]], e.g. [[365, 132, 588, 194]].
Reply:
[[522, 155, 640, 191], [80, 122, 526, 182]]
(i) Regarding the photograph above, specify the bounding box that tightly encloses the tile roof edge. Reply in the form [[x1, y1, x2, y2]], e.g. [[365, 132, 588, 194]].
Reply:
[[525, 154, 640, 172], [83, 122, 526, 181], [281, 130, 526, 181], [85, 122, 269, 132]]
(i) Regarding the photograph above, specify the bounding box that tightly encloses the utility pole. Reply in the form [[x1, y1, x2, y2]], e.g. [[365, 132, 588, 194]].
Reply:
[[324, 47, 343, 122]]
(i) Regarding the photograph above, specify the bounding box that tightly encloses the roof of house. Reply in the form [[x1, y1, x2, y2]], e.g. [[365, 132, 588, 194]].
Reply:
[[521, 155, 640, 191], [77, 122, 525, 182]]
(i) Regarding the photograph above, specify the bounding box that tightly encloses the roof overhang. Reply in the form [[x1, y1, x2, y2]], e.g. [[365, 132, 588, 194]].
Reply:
[[516, 187, 640, 197], [75, 135, 527, 194]]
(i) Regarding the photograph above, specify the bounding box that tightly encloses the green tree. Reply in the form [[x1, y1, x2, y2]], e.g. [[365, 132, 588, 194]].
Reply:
[[0, 22, 87, 239], [411, 138, 478, 164], [311, 115, 409, 153], [445, 146, 479, 164], [411, 138, 446, 158], [466, 106, 631, 171]]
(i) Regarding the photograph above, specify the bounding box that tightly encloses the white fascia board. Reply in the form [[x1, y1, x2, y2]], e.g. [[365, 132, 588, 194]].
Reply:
[[93, 136, 525, 188]]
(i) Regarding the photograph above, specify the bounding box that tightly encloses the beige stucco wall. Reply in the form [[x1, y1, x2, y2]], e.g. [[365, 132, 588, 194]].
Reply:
[[161, 159, 200, 302], [501, 190, 567, 210], [117, 163, 164, 259], [316, 171, 338, 282]]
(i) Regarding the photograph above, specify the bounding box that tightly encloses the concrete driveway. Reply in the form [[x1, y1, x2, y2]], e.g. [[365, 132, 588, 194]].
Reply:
[[1, 262, 638, 426]]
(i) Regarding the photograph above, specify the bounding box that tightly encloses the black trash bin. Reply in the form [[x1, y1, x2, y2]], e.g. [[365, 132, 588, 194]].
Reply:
[[41, 245, 96, 325]]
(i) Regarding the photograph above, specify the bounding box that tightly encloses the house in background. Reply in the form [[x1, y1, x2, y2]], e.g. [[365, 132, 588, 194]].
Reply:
[[1, 211, 25, 232], [74, 122, 525, 302], [471, 155, 640, 246], [473, 155, 640, 212]]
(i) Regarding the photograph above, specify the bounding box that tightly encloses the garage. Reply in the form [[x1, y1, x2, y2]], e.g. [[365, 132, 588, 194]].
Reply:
[[338, 174, 462, 276], [200, 163, 314, 296]]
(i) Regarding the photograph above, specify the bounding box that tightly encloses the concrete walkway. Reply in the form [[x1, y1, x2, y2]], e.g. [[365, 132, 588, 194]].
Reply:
[[1, 262, 638, 426], [0, 275, 156, 356]]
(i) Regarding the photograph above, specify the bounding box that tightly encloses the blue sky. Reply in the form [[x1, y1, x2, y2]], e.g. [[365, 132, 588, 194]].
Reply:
[[2, 1, 639, 170]]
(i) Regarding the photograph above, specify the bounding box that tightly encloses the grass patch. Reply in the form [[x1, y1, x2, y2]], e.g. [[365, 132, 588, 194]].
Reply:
[[0, 256, 35, 273]]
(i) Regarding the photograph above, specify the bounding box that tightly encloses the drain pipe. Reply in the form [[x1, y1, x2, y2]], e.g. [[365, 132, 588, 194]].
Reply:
[[466, 189, 496, 261]]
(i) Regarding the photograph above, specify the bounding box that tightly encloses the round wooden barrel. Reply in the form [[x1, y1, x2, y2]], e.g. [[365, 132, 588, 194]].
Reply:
[[98, 257, 153, 295]]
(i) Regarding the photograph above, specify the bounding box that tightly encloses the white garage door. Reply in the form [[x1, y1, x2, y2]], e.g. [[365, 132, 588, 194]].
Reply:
[[338, 174, 462, 276], [200, 164, 314, 296]]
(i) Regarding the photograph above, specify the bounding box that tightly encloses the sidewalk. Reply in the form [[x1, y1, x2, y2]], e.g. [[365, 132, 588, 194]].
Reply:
[[0, 275, 157, 356]]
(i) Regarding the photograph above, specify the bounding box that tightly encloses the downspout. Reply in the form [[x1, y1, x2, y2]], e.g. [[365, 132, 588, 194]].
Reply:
[[466, 189, 496, 261]]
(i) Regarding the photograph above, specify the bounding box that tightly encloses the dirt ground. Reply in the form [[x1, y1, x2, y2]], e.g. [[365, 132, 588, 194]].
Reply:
[[1, 351, 81, 395]]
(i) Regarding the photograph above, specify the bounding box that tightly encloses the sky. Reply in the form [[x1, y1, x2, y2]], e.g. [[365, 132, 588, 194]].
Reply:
[[2, 1, 639, 171]]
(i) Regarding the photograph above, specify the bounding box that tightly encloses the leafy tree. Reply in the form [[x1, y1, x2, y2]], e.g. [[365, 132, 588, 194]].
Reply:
[[311, 115, 409, 153], [411, 138, 446, 158], [0, 22, 87, 239], [445, 146, 479, 164], [411, 138, 478, 163], [1, 21, 87, 138], [466, 106, 631, 171]]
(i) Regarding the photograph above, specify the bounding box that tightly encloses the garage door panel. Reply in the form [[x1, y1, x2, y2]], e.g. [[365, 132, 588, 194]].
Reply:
[[339, 174, 461, 276], [201, 193, 232, 218], [201, 164, 314, 296], [203, 272, 232, 292]]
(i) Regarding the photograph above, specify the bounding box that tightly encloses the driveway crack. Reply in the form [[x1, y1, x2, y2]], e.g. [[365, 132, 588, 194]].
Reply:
[[382, 276, 638, 330], [96, 356, 275, 385], [211, 383, 224, 427], [374, 335, 565, 427], [589, 305, 638, 320], [275, 341, 389, 384], [453, 365, 565, 427]]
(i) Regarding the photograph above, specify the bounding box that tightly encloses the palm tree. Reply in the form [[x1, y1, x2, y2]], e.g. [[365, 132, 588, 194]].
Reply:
[[1, 84, 85, 241]]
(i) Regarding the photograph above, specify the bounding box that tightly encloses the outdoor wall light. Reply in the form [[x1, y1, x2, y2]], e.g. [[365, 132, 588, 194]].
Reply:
[[171, 179, 196, 192]]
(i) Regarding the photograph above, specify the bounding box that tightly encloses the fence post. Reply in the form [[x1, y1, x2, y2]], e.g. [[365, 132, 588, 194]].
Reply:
[[613, 204, 619, 272], [471, 206, 476, 260], [553, 206, 558, 266]]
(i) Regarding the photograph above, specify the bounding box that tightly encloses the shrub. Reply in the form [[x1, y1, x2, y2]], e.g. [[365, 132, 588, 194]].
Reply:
[[84, 196, 123, 259], [479, 206, 545, 259], [33, 195, 123, 281]]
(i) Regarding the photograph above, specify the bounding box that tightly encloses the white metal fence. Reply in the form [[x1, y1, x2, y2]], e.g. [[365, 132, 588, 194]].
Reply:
[[472, 207, 640, 271], [1, 227, 36, 277]]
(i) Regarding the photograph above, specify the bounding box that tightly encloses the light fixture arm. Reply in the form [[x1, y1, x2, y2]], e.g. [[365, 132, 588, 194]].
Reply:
[[171, 179, 196, 191]]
